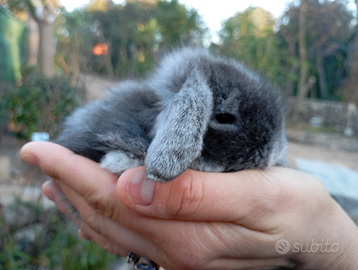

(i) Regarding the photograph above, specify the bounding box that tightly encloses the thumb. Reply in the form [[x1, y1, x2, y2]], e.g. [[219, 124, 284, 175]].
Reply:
[[117, 166, 292, 222]]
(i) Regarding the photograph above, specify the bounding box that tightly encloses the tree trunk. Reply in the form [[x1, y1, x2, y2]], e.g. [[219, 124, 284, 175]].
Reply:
[[26, 16, 39, 66], [117, 32, 128, 70], [38, 21, 55, 78], [281, 26, 299, 98], [291, 0, 309, 122], [128, 43, 137, 78], [342, 0, 358, 103], [37, 4, 56, 78], [316, 54, 327, 99], [104, 42, 114, 78], [70, 50, 80, 86], [285, 62, 299, 98]]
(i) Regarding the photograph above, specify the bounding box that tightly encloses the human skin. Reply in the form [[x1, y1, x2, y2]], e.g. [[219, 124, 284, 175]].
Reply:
[[21, 142, 358, 270]]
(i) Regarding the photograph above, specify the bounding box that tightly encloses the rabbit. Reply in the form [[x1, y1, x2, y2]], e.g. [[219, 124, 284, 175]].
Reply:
[[55, 47, 287, 183]]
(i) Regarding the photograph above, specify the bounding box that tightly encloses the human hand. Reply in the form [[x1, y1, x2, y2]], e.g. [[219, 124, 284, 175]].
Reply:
[[21, 142, 358, 270]]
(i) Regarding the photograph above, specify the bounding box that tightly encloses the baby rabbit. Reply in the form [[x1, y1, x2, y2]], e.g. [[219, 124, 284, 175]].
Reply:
[[56, 47, 287, 182]]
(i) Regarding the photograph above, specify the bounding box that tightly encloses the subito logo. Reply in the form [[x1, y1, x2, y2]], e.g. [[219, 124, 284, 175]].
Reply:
[[275, 239, 290, 254]]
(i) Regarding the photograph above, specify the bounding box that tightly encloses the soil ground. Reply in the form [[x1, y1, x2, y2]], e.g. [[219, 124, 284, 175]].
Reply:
[[287, 141, 358, 171]]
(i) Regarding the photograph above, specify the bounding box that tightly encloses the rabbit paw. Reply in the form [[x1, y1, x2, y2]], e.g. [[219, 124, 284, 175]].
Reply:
[[145, 146, 190, 182]]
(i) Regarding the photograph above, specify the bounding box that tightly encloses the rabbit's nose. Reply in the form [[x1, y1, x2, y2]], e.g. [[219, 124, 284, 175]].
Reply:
[[216, 113, 236, 124]]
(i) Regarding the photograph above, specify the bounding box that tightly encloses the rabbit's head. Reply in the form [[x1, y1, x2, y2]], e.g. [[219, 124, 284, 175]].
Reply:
[[146, 48, 287, 182]]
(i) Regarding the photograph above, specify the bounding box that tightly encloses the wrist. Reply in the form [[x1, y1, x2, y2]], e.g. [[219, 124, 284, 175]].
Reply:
[[300, 201, 358, 269]]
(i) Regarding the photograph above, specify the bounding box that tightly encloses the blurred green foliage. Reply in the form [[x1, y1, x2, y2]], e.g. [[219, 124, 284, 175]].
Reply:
[[3, 0, 356, 102], [219, 1, 354, 100], [55, 0, 206, 78], [0, 6, 27, 84], [0, 197, 116, 270], [220, 7, 288, 88], [0, 66, 82, 140], [0, 240, 31, 270], [53, 0, 357, 102], [41, 216, 116, 270]]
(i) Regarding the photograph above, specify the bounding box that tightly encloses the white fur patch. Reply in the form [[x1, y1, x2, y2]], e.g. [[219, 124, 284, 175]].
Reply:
[[268, 130, 288, 167], [99, 151, 143, 175], [190, 159, 225, 172]]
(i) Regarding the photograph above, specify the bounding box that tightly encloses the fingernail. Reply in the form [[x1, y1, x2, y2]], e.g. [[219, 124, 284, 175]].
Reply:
[[23, 154, 39, 167], [46, 191, 56, 202], [42, 180, 56, 201], [141, 180, 155, 204], [129, 170, 155, 205], [78, 229, 92, 240]]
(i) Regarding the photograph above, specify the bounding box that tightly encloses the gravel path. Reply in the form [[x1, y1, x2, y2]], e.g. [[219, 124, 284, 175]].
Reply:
[[287, 141, 358, 172]]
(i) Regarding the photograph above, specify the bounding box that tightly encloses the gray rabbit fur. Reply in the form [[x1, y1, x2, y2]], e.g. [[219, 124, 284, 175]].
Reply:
[[56, 47, 287, 182]]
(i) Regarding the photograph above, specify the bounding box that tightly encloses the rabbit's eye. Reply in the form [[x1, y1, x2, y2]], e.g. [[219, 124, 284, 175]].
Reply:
[[216, 114, 236, 124]]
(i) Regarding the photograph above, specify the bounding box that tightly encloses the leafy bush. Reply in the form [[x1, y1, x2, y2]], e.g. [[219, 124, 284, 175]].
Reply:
[[40, 215, 116, 270], [0, 197, 116, 270], [0, 67, 82, 140], [0, 239, 31, 270]]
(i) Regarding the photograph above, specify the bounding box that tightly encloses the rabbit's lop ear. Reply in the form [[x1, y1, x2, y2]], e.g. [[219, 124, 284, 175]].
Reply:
[[146, 69, 213, 182]]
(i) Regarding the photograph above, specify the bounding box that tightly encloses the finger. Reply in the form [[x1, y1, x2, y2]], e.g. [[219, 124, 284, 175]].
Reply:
[[75, 219, 130, 257], [42, 179, 61, 202], [78, 229, 92, 240], [46, 168, 290, 269], [43, 178, 159, 260], [55, 180, 222, 270], [21, 142, 119, 215], [55, 179, 162, 260], [42, 180, 74, 215], [42, 180, 75, 216], [117, 166, 322, 226]]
